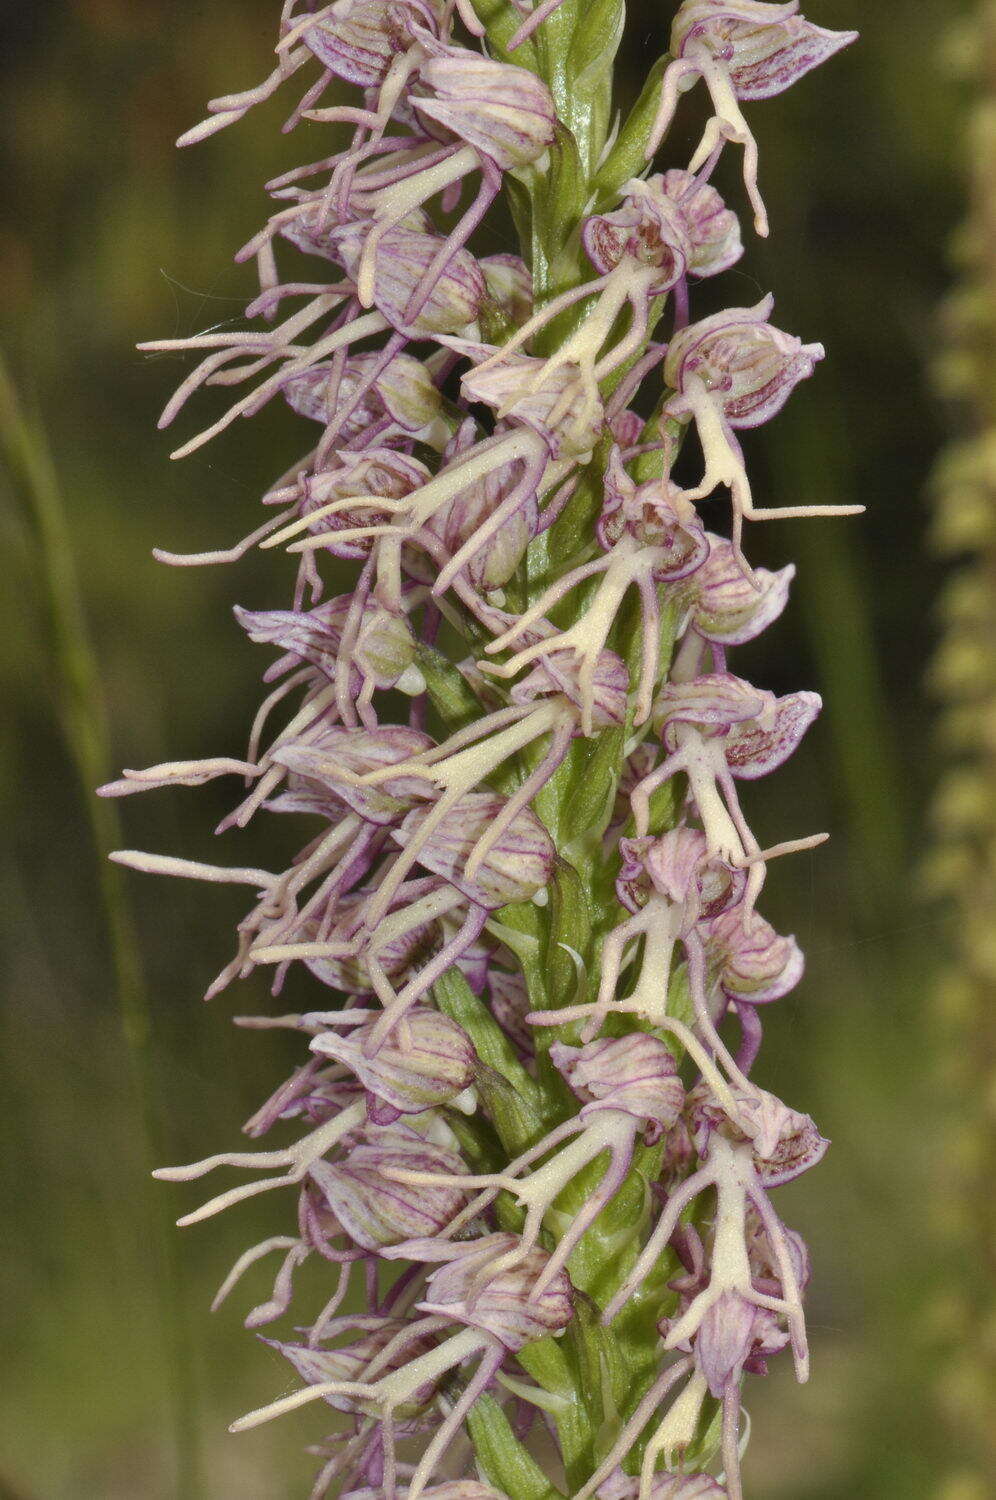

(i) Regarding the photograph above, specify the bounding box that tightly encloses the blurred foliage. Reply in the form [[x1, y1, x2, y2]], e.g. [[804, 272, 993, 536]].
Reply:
[[0, 0, 973, 1495]]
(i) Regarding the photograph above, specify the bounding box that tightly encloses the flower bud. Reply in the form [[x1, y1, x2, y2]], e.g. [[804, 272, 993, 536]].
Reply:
[[394, 793, 555, 909], [664, 296, 823, 429], [414, 43, 556, 169], [707, 904, 804, 1003], [310, 1008, 476, 1116], [297, 449, 431, 561], [284, 350, 442, 437], [303, 0, 443, 88], [684, 535, 794, 644], [264, 1320, 439, 1418], [418, 1234, 573, 1349], [333, 225, 485, 335], [551, 1035, 684, 1134], [274, 725, 435, 826], [308, 1132, 469, 1249], [303, 898, 440, 996]]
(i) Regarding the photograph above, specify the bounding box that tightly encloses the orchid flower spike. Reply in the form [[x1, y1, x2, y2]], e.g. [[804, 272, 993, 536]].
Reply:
[[123, 3, 859, 1493]]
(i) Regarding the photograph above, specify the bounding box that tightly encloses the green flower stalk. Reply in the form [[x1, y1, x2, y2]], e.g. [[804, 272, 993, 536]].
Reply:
[[104, 1, 858, 1494], [927, 3, 996, 1492]]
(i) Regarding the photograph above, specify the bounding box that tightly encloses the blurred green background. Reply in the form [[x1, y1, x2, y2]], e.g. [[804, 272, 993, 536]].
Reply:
[[0, 0, 973, 1495]]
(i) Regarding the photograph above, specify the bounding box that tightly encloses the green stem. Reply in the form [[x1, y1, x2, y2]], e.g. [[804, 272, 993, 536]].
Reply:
[[448, 3, 719, 1490]]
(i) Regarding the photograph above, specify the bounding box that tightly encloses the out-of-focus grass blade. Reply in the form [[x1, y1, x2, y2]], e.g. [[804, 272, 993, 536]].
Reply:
[[0, 352, 204, 1499], [779, 400, 909, 924]]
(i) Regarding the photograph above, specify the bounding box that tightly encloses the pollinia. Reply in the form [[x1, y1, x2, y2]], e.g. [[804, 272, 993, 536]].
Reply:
[[106, 3, 858, 1495]]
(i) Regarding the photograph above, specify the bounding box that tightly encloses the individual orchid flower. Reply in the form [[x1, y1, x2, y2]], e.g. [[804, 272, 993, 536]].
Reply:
[[230, 1235, 573, 1500], [307, 40, 557, 321], [632, 672, 826, 884], [275, 387, 578, 601], [602, 1126, 818, 1499], [526, 828, 768, 1140], [649, 1, 857, 234], [212, 1122, 474, 1305], [465, 171, 739, 439], [235, 591, 421, 726], [311, 651, 625, 928], [700, 903, 804, 1069], [248, 793, 557, 1036], [662, 297, 864, 572], [584, 171, 743, 285], [175, 0, 454, 146], [151, 1009, 476, 1238], [305, 1128, 473, 1251], [380, 1035, 684, 1299], [136, 235, 468, 461], [479, 446, 708, 729], [309, 1008, 476, 1109]]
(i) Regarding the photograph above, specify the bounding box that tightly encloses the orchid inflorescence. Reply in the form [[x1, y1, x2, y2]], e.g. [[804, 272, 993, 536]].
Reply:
[[106, 2, 858, 1495]]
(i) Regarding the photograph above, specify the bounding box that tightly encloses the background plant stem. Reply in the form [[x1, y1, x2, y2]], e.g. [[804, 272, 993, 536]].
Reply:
[[0, 355, 204, 1500]]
